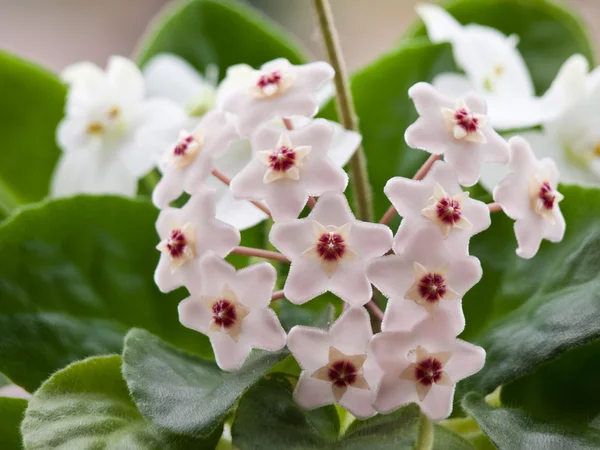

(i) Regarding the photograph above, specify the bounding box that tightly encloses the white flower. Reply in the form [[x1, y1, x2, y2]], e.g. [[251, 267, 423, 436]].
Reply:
[[154, 188, 240, 294], [385, 161, 490, 254], [287, 307, 381, 418], [270, 192, 393, 306], [493, 136, 565, 259], [416, 3, 575, 130], [151, 111, 239, 208], [141, 54, 359, 230], [368, 227, 481, 333], [230, 120, 348, 222], [53, 56, 186, 197], [218, 58, 334, 136], [405, 82, 509, 186], [371, 312, 485, 421], [178, 252, 286, 371]]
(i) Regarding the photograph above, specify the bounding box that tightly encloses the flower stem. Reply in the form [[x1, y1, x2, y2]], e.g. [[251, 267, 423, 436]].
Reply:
[[379, 154, 441, 225], [271, 290, 285, 301], [211, 168, 272, 217], [365, 300, 384, 321], [488, 202, 502, 212], [232, 246, 290, 263], [311, 0, 373, 222]]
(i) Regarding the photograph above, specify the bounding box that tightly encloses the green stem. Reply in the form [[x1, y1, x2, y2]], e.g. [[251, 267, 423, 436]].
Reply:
[[311, 0, 373, 222]]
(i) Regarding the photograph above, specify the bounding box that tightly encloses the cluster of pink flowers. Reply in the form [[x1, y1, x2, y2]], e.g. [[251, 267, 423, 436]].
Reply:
[[152, 58, 566, 421]]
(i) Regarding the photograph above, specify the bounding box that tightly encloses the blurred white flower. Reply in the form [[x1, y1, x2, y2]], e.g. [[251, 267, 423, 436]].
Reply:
[[53, 56, 185, 197]]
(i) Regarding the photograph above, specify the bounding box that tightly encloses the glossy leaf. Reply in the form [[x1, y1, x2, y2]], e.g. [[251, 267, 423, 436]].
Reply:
[[137, 0, 307, 77], [122, 328, 288, 438], [404, 0, 595, 93], [0, 51, 64, 217], [320, 40, 457, 222], [459, 186, 600, 396], [0, 196, 211, 393], [21, 355, 221, 449], [463, 393, 600, 450], [0, 397, 27, 449], [232, 376, 473, 449]]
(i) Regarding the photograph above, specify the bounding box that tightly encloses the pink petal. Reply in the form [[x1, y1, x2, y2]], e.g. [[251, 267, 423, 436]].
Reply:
[[293, 61, 335, 90], [367, 255, 413, 300], [447, 256, 482, 295], [339, 386, 377, 419], [210, 332, 252, 371], [234, 262, 277, 309], [514, 217, 545, 259], [382, 298, 466, 335], [444, 144, 485, 186], [301, 158, 348, 195], [444, 339, 486, 382], [284, 258, 329, 305], [545, 209, 566, 243], [493, 173, 530, 219], [348, 220, 393, 259], [242, 309, 286, 351], [178, 295, 212, 334], [420, 385, 455, 421], [330, 261, 372, 306], [154, 256, 201, 294], [481, 127, 510, 164], [384, 175, 432, 218], [293, 373, 335, 409], [373, 375, 416, 414], [287, 325, 331, 370], [290, 119, 334, 158], [404, 118, 448, 155], [507, 135, 537, 172], [269, 220, 313, 258], [197, 253, 236, 297], [408, 82, 454, 116], [306, 192, 354, 226], [330, 307, 373, 355], [263, 179, 308, 221], [370, 331, 412, 373], [229, 159, 268, 200], [153, 170, 183, 209]]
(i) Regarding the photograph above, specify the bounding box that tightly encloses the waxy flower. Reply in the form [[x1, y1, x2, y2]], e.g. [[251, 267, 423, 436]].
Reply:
[[368, 227, 481, 333], [154, 188, 240, 294], [152, 110, 238, 208], [405, 82, 509, 186], [53, 56, 185, 197], [494, 136, 565, 259], [371, 313, 485, 421], [287, 307, 381, 418], [230, 120, 348, 222], [218, 58, 334, 135], [178, 253, 286, 370], [270, 192, 392, 306], [385, 161, 490, 254]]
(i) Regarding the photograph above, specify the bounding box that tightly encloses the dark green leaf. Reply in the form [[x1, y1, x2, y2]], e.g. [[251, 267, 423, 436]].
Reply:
[[463, 392, 600, 450], [0, 196, 211, 393], [0, 397, 27, 449], [137, 0, 307, 77], [276, 298, 337, 331], [404, 0, 595, 93], [122, 328, 288, 438], [459, 186, 600, 396], [21, 355, 221, 449], [501, 338, 600, 427], [0, 51, 64, 217], [320, 40, 457, 222], [232, 376, 473, 449]]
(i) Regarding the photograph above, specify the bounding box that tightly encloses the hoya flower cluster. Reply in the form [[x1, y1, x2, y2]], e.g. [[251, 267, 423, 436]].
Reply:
[[145, 52, 567, 422]]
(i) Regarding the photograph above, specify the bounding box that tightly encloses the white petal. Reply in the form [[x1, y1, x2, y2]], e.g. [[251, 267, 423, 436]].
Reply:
[[444, 339, 486, 382], [107, 55, 145, 110], [287, 325, 330, 370], [284, 258, 329, 304], [420, 385, 455, 421], [373, 375, 416, 414], [541, 53, 589, 115], [416, 3, 463, 43], [339, 386, 377, 419], [367, 255, 413, 300], [433, 73, 474, 98], [444, 144, 484, 186], [329, 307, 372, 355], [348, 220, 393, 259], [293, 374, 335, 410], [61, 61, 105, 85], [197, 252, 237, 298], [210, 331, 252, 371], [514, 216, 545, 259], [330, 261, 372, 306], [230, 159, 268, 200], [178, 295, 211, 335], [323, 121, 361, 167], [234, 262, 277, 309], [301, 158, 348, 196], [306, 192, 355, 226], [269, 219, 314, 258], [263, 179, 308, 222], [242, 308, 286, 351]]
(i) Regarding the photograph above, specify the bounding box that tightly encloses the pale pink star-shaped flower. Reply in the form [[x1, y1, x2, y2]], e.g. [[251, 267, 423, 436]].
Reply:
[[270, 192, 393, 306], [405, 82, 509, 186], [152, 110, 238, 208], [371, 312, 485, 421], [386, 161, 491, 254], [230, 119, 348, 222], [287, 307, 382, 418], [154, 188, 240, 294], [368, 227, 481, 333], [493, 136, 565, 259], [218, 58, 334, 136], [178, 252, 286, 371]]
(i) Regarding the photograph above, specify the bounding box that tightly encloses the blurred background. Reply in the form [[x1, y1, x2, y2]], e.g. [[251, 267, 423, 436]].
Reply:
[[0, 0, 597, 73]]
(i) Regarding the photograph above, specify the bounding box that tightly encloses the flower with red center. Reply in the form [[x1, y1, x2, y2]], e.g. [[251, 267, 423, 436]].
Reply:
[[288, 308, 381, 418], [368, 227, 481, 332], [230, 120, 348, 222], [270, 192, 392, 306], [257, 133, 311, 183], [371, 312, 485, 420], [152, 111, 238, 209], [385, 161, 490, 255], [179, 253, 286, 371], [405, 82, 509, 186], [218, 58, 334, 136], [494, 136, 565, 259], [154, 188, 240, 295]]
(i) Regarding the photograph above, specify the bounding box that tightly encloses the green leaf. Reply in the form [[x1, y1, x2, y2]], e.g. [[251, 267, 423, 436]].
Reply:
[[0, 196, 211, 393], [0, 51, 64, 217], [122, 328, 288, 438], [320, 40, 457, 222], [463, 393, 600, 450], [459, 186, 600, 396], [0, 397, 27, 449], [275, 298, 337, 331], [21, 355, 221, 449], [232, 376, 473, 449], [501, 338, 600, 427], [404, 0, 595, 93], [136, 0, 307, 77]]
